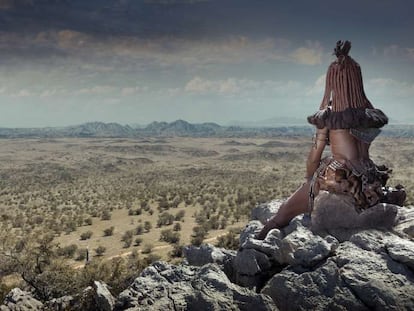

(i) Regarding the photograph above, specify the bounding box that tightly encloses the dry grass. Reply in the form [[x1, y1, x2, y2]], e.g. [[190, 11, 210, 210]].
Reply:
[[0, 135, 412, 268]]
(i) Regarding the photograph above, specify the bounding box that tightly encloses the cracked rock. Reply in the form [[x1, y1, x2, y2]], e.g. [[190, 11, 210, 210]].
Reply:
[[115, 261, 277, 311]]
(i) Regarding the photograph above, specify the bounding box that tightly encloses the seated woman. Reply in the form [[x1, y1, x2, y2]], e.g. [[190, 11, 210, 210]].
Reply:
[[257, 41, 393, 240]]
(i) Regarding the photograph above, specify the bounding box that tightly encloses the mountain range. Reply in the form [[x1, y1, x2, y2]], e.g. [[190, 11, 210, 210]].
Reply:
[[0, 120, 413, 138]]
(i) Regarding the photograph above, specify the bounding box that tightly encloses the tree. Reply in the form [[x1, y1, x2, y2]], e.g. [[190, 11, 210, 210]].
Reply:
[[0, 229, 78, 301]]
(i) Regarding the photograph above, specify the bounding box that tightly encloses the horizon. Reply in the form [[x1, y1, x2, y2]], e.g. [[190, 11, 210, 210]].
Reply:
[[0, 0, 413, 127], [1, 118, 413, 130]]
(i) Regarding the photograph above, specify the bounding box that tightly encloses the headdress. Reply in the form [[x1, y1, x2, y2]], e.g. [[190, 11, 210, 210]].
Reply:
[[308, 40, 388, 129]]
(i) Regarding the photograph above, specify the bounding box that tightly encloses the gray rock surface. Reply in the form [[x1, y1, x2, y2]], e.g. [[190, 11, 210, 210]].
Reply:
[[251, 199, 283, 224], [0, 288, 43, 311], [336, 242, 414, 310], [94, 281, 115, 311], [311, 191, 398, 233], [2, 197, 413, 311], [261, 230, 414, 310], [242, 218, 338, 267], [183, 243, 236, 267], [115, 261, 277, 311], [262, 260, 369, 311], [394, 206, 414, 238], [239, 220, 264, 245]]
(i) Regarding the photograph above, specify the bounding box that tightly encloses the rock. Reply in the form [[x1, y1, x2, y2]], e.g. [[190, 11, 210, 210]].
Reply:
[[234, 248, 271, 276], [241, 230, 283, 261], [115, 261, 277, 311], [348, 229, 396, 252], [262, 259, 369, 311], [251, 199, 283, 224], [262, 238, 414, 311], [336, 242, 414, 310], [386, 239, 414, 270], [394, 206, 414, 238], [277, 220, 338, 267], [0, 288, 43, 311], [93, 281, 115, 311], [311, 191, 398, 234], [239, 220, 264, 245], [241, 218, 337, 267], [183, 243, 236, 267]]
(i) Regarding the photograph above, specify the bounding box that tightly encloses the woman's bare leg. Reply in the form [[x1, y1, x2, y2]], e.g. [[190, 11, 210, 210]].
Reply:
[[256, 181, 312, 240]]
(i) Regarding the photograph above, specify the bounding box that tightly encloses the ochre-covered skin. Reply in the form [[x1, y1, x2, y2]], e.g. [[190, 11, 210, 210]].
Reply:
[[256, 128, 372, 240], [256, 41, 390, 240]]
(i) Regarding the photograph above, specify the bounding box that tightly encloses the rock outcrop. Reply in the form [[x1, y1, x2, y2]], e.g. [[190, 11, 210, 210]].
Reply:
[[2, 196, 414, 311], [115, 261, 277, 311]]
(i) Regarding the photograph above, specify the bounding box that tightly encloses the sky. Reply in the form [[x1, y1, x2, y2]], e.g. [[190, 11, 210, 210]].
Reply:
[[0, 0, 413, 127]]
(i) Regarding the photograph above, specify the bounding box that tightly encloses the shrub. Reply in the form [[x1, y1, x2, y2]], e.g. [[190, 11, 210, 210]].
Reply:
[[157, 212, 175, 227], [141, 243, 153, 254], [103, 226, 114, 237], [134, 237, 143, 246], [121, 230, 134, 248], [95, 245, 106, 256], [169, 244, 183, 258], [75, 248, 88, 261], [173, 222, 181, 232], [56, 244, 78, 258], [215, 228, 241, 250], [135, 224, 144, 235], [159, 229, 180, 244], [144, 221, 152, 232], [80, 231, 93, 240], [174, 210, 185, 221], [101, 210, 112, 220]]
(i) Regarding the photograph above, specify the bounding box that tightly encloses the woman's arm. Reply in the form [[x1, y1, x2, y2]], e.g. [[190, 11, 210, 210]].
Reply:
[[305, 127, 328, 180]]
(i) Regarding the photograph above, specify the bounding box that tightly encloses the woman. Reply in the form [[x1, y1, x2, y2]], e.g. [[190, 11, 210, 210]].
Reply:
[[257, 41, 390, 240]]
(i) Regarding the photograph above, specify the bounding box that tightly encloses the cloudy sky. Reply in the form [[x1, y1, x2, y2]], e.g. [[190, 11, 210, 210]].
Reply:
[[0, 0, 413, 127]]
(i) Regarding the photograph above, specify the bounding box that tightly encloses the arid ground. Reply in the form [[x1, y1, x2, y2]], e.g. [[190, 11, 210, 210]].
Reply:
[[0, 136, 412, 265]]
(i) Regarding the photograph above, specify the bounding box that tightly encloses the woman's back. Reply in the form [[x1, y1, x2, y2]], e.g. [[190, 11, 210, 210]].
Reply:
[[329, 129, 369, 163]]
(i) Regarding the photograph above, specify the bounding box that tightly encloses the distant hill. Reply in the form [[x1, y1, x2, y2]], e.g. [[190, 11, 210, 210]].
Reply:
[[0, 120, 413, 138]]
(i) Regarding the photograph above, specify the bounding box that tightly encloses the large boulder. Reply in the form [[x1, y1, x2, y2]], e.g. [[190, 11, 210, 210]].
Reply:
[[256, 212, 414, 310], [115, 261, 277, 311], [311, 191, 398, 234], [238, 193, 414, 310]]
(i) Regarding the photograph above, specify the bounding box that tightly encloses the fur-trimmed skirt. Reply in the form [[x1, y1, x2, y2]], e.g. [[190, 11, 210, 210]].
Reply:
[[312, 157, 391, 212]]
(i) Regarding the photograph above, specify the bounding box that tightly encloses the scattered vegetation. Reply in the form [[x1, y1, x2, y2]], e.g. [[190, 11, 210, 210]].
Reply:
[[0, 135, 411, 302]]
